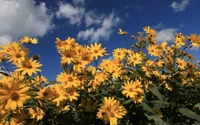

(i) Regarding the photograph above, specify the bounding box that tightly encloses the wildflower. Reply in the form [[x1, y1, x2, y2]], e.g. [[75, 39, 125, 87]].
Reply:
[[128, 53, 143, 66], [0, 76, 30, 110], [122, 80, 143, 100], [56, 72, 80, 88], [29, 107, 44, 121], [118, 29, 128, 35], [50, 84, 67, 106], [97, 97, 127, 125], [15, 57, 42, 76], [19, 36, 38, 44], [186, 34, 200, 47], [176, 58, 186, 70], [65, 87, 79, 102], [147, 45, 159, 56], [89, 42, 106, 60], [112, 48, 126, 61]]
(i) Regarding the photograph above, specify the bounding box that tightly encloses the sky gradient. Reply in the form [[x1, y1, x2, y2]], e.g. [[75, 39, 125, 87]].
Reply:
[[0, 0, 199, 81]]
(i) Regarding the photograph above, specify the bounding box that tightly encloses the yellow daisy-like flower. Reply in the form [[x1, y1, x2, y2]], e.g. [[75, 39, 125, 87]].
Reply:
[[118, 28, 128, 35], [176, 58, 186, 70], [65, 87, 79, 102], [97, 97, 127, 125], [0, 77, 30, 110], [19, 36, 38, 44], [36, 87, 53, 100], [112, 48, 126, 61], [174, 37, 185, 48], [29, 107, 44, 121], [50, 84, 67, 107], [128, 53, 143, 66], [89, 42, 106, 60], [122, 80, 143, 100], [32, 75, 48, 88], [15, 57, 42, 76], [147, 45, 159, 56], [56, 72, 80, 88], [186, 34, 200, 47]]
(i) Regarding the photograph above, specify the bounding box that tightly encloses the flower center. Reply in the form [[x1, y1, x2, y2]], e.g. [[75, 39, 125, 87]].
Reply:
[[43, 91, 48, 97], [110, 112, 115, 117], [15, 53, 22, 58], [129, 88, 133, 92], [10, 91, 20, 101], [94, 49, 98, 53], [23, 62, 32, 69], [54, 93, 59, 98], [68, 77, 73, 82]]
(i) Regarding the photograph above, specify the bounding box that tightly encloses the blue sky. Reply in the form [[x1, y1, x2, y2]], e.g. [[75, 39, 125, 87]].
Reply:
[[0, 0, 199, 81]]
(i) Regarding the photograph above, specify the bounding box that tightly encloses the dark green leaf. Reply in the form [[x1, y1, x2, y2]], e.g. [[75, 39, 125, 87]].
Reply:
[[122, 99, 132, 105], [194, 103, 200, 109], [140, 102, 155, 114], [149, 86, 163, 101], [149, 115, 168, 125], [178, 108, 200, 122]]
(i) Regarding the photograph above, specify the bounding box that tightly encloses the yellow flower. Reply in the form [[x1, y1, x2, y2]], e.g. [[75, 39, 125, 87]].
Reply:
[[65, 87, 79, 102], [89, 42, 106, 60], [36, 87, 53, 100], [186, 34, 200, 47], [97, 97, 127, 125], [147, 45, 159, 56], [15, 57, 42, 76], [165, 83, 173, 91], [32, 75, 48, 88], [0, 76, 30, 110], [56, 72, 80, 88], [174, 36, 185, 48], [51, 84, 67, 106], [128, 53, 143, 66], [19, 36, 38, 44], [112, 48, 126, 61], [176, 58, 186, 70], [118, 28, 128, 35], [122, 80, 143, 100], [29, 107, 44, 121]]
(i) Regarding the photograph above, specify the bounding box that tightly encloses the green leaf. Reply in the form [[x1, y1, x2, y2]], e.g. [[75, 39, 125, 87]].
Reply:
[[149, 86, 163, 101], [140, 102, 155, 114], [178, 108, 200, 122], [149, 115, 168, 125], [122, 99, 132, 105], [194, 103, 200, 109]]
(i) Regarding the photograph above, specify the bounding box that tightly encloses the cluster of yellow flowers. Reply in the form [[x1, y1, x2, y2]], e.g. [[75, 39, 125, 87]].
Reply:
[[0, 26, 200, 125]]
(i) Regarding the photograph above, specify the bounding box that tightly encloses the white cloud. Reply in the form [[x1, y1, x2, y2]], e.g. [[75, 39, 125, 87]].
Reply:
[[152, 22, 165, 30], [190, 46, 199, 51], [170, 0, 190, 12], [56, 2, 85, 26], [0, 35, 12, 45], [78, 12, 121, 42], [72, 0, 85, 6], [156, 28, 179, 42], [56, 2, 122, 43], [0, 0, 53, 44], [84, 10, 105, 27]]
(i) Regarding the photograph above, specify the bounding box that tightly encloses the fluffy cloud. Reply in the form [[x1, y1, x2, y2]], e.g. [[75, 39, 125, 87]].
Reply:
[[72, 0, 85, 6], [170, 0, 190, 12], [0, 0, 53, 44], [56, 2, 85, 26], [78, 12, 121, 42], [84, 10, 105, 27], [156, 28, 179, 42], [56, 2, 121, 43]]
